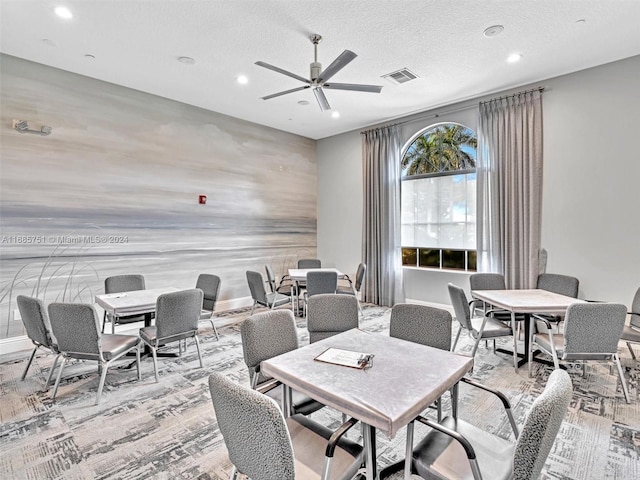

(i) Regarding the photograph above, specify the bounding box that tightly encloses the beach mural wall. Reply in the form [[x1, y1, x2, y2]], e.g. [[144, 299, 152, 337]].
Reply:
[[0, 54, 317, 340]]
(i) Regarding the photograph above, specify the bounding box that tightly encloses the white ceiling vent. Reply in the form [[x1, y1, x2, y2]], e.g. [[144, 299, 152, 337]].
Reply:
[[382, 68, 419, 84]]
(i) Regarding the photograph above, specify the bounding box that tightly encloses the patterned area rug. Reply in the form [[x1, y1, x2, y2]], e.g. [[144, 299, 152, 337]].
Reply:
[[1, 304, 638, 479]]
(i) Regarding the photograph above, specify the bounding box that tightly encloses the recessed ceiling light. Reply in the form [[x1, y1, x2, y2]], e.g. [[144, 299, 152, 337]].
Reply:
[[237, 75, 248, 85], [84, 54, 95, 59], [483, 25, 504, 37], [575, 19, 586, 24], [297, 100, 310, 106], [54, 6, 73, 19], [331, 111, 340, 119], [507, 53, 523, 63], [41, 38, 56, 47], [177, 56, 195, 65]]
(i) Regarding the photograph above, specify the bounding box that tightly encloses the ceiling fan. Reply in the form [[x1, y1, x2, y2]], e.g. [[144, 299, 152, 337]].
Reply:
[[255, 34, 383, 111]]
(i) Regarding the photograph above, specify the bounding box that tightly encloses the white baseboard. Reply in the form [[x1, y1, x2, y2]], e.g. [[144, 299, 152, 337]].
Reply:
[[0, 335, 33, 356]]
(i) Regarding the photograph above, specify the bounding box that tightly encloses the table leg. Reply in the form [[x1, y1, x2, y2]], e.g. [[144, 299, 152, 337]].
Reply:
[[451, 382, 459, 419], [404, 421, 414, 480], [282, 385, 292, 418], [363, 424, 377, 480]]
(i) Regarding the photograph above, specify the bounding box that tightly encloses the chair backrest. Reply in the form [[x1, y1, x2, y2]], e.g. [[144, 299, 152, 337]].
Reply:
[[448, 283, 473, 331], [208, 372, 295, 480], [307, 294, 358, 343], [513, 369, 573, 480], [469, 273, 506, 291], [297, 258, 321, 269], [536, 273, 579, 298], [306, 270, 338, 297], [246, 270, 268, 304], [630, 286, 640, 329], [48, 303, 101, 357], [354, 263, 366, 291], [155, 289, 203, 341], [17, 295, 56, 349], [389, 304, 452, 351], [264, 264, 277, 293], [196, 274, 221, 312], [563, 302, 627, 356], [105, 274, 145, 294], [240, 310, 299, 385]]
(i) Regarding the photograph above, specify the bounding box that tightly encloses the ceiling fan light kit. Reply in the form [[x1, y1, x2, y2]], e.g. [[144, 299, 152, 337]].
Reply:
[[256, 34, 382, 111]]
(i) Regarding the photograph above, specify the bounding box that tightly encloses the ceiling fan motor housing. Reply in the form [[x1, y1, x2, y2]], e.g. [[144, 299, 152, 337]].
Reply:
[[310, 62, 322, 81]]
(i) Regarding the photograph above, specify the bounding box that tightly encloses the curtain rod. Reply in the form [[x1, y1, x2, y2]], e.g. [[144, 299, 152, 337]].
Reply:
[[479, 86, 545, 105], [361, 85, 546, 134]]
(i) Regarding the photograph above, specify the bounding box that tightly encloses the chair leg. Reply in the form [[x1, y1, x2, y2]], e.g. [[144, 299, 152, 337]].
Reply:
[[194, 335, 203, 368], [21, 346, 38, 381], [51, 357, 67, 401], [210, 320, 220, 340], [452, 328, 462, 351], [150, 346, 159, 383], [102, 312, 107, 333], [627, 342, 637, 360], [250, 302, 256, 316], [229, 466, 239, 480], [471, 337, 482, 358], [614, 354, 630, 403], [44, 354, 62, 391], [96, 361, 109, 405], [136, 344, 141, 381]]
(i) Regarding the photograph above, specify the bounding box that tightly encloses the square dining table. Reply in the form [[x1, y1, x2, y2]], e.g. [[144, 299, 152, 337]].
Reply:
[[470, 288, 584, 370], [261, 328, 474, 479]]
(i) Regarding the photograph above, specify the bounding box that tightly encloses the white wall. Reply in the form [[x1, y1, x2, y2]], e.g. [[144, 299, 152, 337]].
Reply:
[[317, 55, 640, 306]]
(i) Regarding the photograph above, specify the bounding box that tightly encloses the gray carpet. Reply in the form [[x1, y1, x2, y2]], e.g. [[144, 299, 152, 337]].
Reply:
[[1, 304, 638, 479]]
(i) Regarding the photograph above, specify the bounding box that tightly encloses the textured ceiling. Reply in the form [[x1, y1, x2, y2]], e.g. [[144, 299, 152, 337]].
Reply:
[[1, 1, 640, 140]]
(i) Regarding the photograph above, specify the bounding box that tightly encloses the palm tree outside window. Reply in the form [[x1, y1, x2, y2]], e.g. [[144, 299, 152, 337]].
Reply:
[[401, 123, 477, 271]]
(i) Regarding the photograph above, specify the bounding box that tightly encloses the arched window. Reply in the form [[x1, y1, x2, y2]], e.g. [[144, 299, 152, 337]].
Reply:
[[401, 123, 477, 271]]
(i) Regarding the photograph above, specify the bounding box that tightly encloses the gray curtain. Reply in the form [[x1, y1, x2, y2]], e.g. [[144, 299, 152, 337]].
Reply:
[[477, 90, 543, 289], [362, 125, 403, 306]]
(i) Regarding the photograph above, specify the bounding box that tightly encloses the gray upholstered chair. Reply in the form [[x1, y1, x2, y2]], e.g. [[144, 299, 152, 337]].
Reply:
[[102, 274, 146, 333], [240, 309, 323, 416], [139, 288, 204, 382], [303, 270, 338, 317], [449, 283, 517, 368], [16, 295, 60, 389], [405, 369, 572, 480], [621, 286, 640, 360], [208, 372, 364, 480], [307, 294, 359, 343], [297, 258, 322, 269], [336, 263, 366, 317], [246, 270, 291, 315], [535, 273, 580, 329], [530, 302, 630, 403], [47, 302, 141, 404], [389, 303, 453, 420], [196, 273, 221, 340], [265, 264, 297, 307]]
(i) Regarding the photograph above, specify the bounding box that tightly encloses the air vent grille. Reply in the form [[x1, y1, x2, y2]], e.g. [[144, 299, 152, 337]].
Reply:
[[382, 68, 419, 84]]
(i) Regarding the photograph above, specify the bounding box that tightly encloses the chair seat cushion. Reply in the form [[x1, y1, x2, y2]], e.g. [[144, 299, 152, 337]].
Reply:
[[140, 325, 157, 344], [470, 317, 512, 338], [622, 324, 640, 343], [335, 287, 356, 296], [533, 332, 565, 357], [265, 385, 324, 416], [101, 334, 140, 360], [412, 416, 514, 480], [287, 414, 363, 480], [264, 292, 291, 307]]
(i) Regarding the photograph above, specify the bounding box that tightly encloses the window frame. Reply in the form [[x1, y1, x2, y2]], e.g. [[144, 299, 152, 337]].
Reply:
[[400, 122, 478, 272]]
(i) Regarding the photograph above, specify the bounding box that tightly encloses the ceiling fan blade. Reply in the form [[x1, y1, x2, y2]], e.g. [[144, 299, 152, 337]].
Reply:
[[255, 61, 310, 84], [316, 50, 357, 83], [313, 87, 331, 111], [261, 85, 311, 100], [324, 82, 383, 93]]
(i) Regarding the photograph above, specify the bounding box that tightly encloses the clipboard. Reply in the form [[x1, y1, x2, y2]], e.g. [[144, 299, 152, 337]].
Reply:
[[314, 347, 374, 369]]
